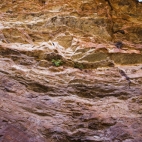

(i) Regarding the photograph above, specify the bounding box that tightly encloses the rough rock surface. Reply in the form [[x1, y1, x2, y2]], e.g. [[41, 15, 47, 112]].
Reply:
[[0, 0, 142, 142]]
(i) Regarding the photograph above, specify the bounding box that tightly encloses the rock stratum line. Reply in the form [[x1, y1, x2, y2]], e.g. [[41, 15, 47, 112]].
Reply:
[[0, 0, 142, 142]]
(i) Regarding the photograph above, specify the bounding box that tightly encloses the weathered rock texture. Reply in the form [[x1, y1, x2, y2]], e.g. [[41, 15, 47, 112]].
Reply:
[[0, 0, 142, 142]]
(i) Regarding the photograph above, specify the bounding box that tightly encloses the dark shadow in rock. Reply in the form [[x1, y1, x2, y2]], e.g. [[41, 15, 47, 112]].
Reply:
[[68, 83, 131, 98], [0, 48, 21, 56], [26, 82, 49, 93]]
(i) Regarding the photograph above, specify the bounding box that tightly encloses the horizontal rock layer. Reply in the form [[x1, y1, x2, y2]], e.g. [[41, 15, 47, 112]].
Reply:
[[0, 0, 142, 142]]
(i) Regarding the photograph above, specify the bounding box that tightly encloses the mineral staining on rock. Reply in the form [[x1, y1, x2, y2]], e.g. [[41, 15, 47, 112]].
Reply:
[[0, 0, 142, 142]]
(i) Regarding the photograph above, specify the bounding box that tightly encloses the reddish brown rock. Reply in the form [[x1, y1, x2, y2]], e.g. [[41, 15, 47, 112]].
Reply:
[[0, 0, 142, 142]]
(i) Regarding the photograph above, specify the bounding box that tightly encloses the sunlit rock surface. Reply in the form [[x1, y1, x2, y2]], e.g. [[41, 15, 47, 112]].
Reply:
[[0, 0, 142, 142]]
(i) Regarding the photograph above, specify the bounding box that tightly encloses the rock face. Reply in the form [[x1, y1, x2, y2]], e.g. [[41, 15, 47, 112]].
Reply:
[[0, 0, 142, 142]]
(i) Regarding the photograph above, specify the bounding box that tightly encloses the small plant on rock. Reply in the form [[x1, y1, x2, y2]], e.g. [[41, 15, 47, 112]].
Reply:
[[52, 59, 62, 67], [74, 62, 84, 70]]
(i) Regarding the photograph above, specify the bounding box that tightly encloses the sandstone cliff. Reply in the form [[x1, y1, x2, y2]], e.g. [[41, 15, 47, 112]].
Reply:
[[0, 0, 142, 142]]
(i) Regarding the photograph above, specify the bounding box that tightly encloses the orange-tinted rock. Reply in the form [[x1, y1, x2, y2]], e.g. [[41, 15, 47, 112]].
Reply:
[[0, 0, 142, 142]]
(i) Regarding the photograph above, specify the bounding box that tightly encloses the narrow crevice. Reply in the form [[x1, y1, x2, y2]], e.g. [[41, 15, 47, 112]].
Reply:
[[105, 0, 113, 10]]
